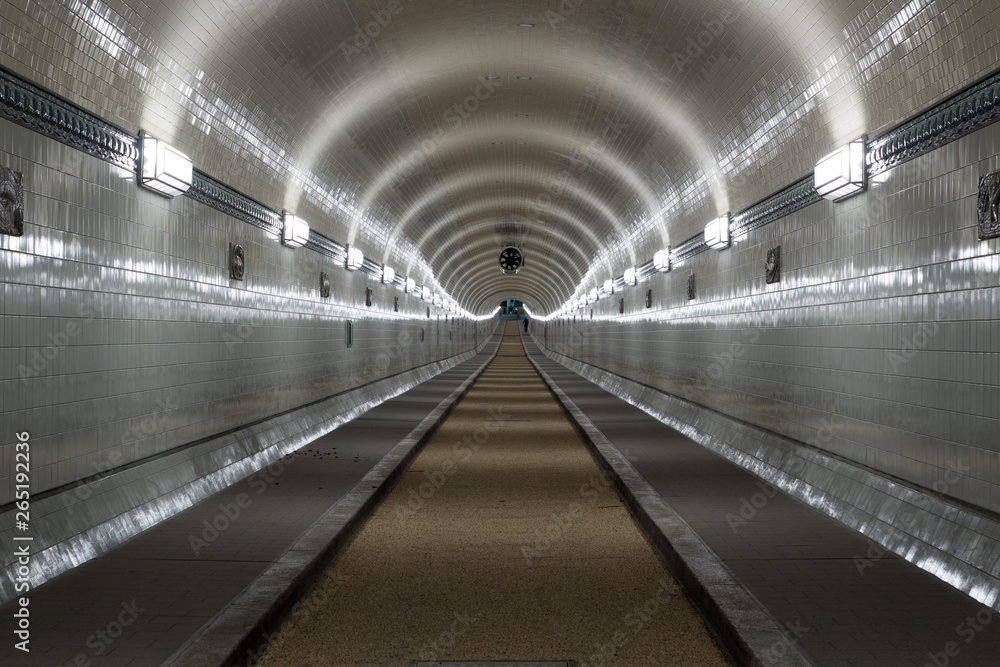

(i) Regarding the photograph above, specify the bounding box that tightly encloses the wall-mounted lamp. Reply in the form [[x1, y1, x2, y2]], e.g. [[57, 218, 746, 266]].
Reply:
[[421, 286, 431, 300], [382, 265, 395, 284], [406, 277, 416, 293], [815, 137, 867, 201], [345, 245, 364, 270], [623, 266, 636, 286], [653, 247, 671, 272], [589, 287, 598, 303], [704, 214, 731, 250], [281, 212, 310, 248], [139, 132, 192, 198], [603, 279, 613, 295]]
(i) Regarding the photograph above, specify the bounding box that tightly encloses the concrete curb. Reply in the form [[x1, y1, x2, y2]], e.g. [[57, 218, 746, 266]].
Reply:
[[520, 334, 815, 667], [161, 333, 504, 667]]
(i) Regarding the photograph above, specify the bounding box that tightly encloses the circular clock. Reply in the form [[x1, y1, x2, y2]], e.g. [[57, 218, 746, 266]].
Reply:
[[498, 246, 523, 274]]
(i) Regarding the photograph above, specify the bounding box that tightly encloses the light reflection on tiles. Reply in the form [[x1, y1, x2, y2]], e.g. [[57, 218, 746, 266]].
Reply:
[[538, 344, 1000, 612], [0, 323, 502, 604]]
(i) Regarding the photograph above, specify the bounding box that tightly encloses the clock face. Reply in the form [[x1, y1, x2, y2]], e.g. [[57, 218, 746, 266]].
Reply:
[[498, 246, 523, 274]]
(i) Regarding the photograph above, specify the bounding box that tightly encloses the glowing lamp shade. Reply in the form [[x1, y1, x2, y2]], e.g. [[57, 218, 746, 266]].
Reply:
[[653, 247, 671, 272], [281, 213, 310, 248], [603, 279, 613, 295], [815, 138, 866, 201], [345, 245, 364, 270], [382, 265, 395, 284], [704, 215, 731, 250], [589, 287, 598, 303], [623, 266, 636, 286], [139, 132, 192, 198], [405, 278, 416, 293], [421, 286, 431, 300]]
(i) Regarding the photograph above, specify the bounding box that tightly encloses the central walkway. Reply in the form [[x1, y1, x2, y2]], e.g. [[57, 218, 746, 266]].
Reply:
[[257, 322, 728, 666]]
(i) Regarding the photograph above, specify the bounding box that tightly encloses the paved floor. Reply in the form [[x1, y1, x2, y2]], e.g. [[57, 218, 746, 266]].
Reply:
[[522, 334, 1000, 667], [8, 326, 998, 667], [253, 321, 728, 667], [0, 346, 497, 667]]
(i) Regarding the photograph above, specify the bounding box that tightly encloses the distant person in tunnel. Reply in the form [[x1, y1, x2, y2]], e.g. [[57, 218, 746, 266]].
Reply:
[[523, 317, 529, 333]]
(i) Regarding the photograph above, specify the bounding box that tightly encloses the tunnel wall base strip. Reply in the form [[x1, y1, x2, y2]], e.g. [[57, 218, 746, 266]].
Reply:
[[0, 322, 502, 607], [521, 335, 814, 667], [528, 334, 1000, 614], [161, 333, 504, 667]]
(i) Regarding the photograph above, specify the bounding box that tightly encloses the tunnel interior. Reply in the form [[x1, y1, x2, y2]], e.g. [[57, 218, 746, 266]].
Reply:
[[0, 0, 999, 665]]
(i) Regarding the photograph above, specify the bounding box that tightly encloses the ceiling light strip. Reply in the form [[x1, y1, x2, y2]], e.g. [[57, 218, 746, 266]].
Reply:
[[0, 67, 139, 171], [729, 176, 820, 239], [303, 231, 347, 263], [5, 61, 1000, 317], [188, 171, 283, 236], [867, 70, 1000, 175]]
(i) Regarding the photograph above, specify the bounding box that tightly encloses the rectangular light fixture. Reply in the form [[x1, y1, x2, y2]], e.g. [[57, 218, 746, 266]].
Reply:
[[139, 132, 192, 198], [345, 245, 364, 270], [421, 286, 431, 300], [623, 266, 636, 286], [653, 247, 671, 272], [589, 287, 598, 302], [704, 214, 731, 250], [382, 265, 395, 284], [603, 279, 613, 295], [281, 212, 310, 248], [815, 137, 866, 201], [406, 277, 416, 293]]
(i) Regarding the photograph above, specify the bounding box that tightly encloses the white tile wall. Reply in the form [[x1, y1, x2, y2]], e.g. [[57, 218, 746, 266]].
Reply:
[[546, 119, 1000, 513], [0, 119, 486, 504]]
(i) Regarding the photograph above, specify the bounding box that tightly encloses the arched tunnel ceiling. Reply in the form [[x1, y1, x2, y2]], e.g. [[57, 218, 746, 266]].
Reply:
[[2, 0, 998, 313]]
